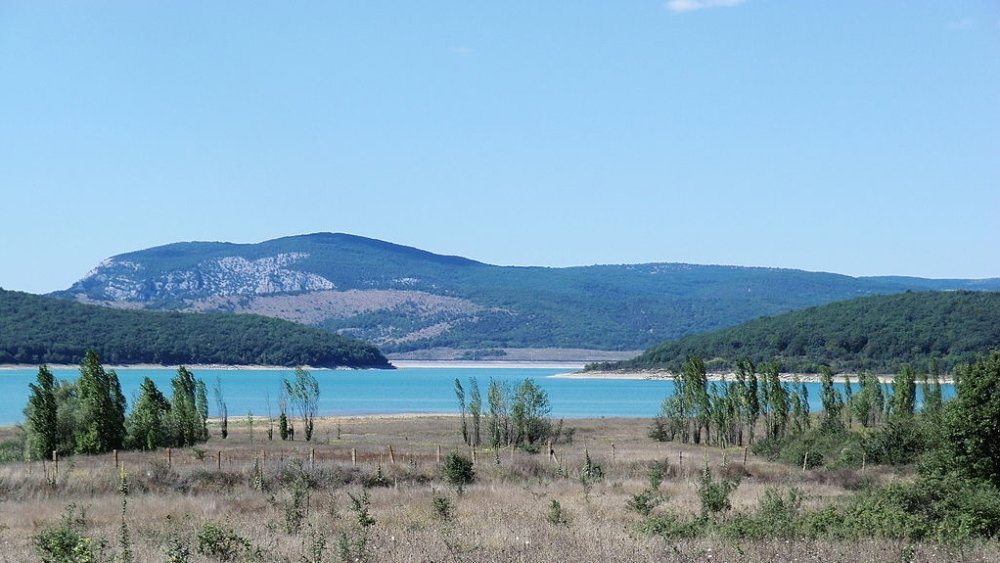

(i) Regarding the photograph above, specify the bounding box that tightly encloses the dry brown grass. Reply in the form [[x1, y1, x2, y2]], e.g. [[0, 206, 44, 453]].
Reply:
[[1, 416, 998, 562]]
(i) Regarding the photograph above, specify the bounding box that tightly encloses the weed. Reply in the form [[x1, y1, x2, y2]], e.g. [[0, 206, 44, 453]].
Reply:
[[697, 467, 739, 516]]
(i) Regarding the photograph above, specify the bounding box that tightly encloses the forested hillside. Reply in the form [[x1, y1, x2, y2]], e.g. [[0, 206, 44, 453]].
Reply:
[[593, 291, 1000, 373], [53, 233, 1000, 355], [0, 289, 390, 368]]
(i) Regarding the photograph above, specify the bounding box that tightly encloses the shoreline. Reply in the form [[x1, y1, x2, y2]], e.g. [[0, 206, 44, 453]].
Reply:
[[0, 360, 586, 372], [556, 370, 956, 384]]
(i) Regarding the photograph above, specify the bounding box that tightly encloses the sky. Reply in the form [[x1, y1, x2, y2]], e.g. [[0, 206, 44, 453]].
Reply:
[[1, 1, 998, 294]]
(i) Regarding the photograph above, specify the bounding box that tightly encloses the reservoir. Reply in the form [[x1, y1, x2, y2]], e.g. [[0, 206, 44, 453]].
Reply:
[[0, 366, 955, 426]]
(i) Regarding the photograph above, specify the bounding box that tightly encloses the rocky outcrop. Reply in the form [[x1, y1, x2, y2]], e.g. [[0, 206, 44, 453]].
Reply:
[[71, 253, 335, 302]]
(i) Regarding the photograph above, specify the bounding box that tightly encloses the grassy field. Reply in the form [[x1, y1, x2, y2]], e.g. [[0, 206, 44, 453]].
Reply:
[[1, 416, 997, 562]]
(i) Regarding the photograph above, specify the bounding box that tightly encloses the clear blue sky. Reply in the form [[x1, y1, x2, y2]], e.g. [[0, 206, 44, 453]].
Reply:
[[2, 1, 998, 294]]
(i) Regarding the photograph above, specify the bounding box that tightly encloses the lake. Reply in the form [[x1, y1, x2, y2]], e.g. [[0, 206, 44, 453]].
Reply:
[[0, 367, 955, 426]]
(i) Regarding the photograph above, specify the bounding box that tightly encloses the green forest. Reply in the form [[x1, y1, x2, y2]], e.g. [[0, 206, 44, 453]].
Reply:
[[593, 291, 1000, 373], [0, 289, 391, 368]]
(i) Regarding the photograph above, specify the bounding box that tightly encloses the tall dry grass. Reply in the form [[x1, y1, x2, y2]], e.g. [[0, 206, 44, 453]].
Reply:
[[0, 416, 996, 562]]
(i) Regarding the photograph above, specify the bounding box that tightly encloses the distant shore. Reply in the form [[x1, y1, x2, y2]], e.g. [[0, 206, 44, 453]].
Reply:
[[0, 363, 366, 372], [390, 360, 586, 369], [555, 370, 955, 384]]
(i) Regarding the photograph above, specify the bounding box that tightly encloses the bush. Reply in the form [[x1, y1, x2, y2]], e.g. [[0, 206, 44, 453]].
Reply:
[[432, 495, 453, 521], [626, 489, 661, 517], [443, 452, 475, 494], [196, 521, 252, 562], [697, 468, 739, 516], [33, 505, 97, 563], [546, 499, 568, 525]]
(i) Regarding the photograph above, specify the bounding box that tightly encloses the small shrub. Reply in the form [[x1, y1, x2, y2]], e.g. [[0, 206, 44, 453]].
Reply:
[[647, 461, 666, 490], [432, 495, 453, 521], [627, 489, 661, 517], [196, 521, 252, 562], [443, 452, 475, 494], [547, 499, 568, 525], [639, 512, 704, 539], [163, 534, 192, 563], [580, 450, 603, 485], [697, 467, 739, 516], [33, 505, 96, 563], [363, 464, 391, 488]]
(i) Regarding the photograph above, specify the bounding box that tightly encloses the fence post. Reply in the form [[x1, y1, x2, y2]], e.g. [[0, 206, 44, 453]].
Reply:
[[167, 448, 172, 468], [310, 448, 315, 469], [436, 445, 441, 463], [387, 445, 395, 464], [217, 450, 222, 471], [52, 450, 58, 475], [351, 448, 357, 467], [113, 449, 119, 469], [611, 443, 616, 463], [471, 447, 477, 464], [802, 453, 809, 472]]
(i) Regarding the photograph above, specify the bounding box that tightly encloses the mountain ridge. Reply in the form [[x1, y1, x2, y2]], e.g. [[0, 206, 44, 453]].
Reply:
[[53, 233, 1000, 355]]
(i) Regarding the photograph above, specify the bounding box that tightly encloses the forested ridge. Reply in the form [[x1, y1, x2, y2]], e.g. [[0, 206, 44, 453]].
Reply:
[[593, 291, 1000, 373], [0, 289, 391, 368]]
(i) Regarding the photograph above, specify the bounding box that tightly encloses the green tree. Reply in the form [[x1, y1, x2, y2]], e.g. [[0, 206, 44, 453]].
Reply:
[[819, 365, 844, 432], [214, 376, 229, 440], [75, 350, 126, 454], [468, 377, 482, 447], [126, 377, 171, 451], [285, 367, 320, 441], [892, 364, 916, 419], [25, 365, 59, 460], [454, 378, 468, 445], [511, 379, 552, 447], [486, 378, 511, 447], [195, 379, 209, 441], [932, 352, 1000, 486], [170, 366, 200, 446]]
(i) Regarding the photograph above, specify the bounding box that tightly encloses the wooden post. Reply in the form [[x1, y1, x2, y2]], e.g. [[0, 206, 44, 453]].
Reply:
[[52, 450, 58, 475], [310, 448, 315, 469], [611, 443, 616, 463], [802, 453, 809, 472], [167, 448, 172, 468], [861, 452, 866, 475], [387, 445, 395, 464], [471, 447, 477, 464], [217, 450, 222, 471], [678, 450, 683, 468], [113, 449, 119, 468], [351, 448, 357, 467], [436, 445, 441, 463]]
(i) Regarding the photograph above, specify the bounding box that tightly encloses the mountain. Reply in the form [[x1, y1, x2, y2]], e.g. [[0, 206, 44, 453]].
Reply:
[[591, 291, 1000, 374], [54, 233, 1000, 357], [0, 289, 391, 368]]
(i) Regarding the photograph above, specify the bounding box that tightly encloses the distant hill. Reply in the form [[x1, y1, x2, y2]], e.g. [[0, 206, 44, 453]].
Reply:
[[0, 289, 391, 368], [591, 291, 1000, 374], [53, 232, 1000, 356]]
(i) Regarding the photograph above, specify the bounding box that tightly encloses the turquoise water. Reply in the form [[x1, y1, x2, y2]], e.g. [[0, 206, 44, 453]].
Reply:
[[0, 367, 955, 426]]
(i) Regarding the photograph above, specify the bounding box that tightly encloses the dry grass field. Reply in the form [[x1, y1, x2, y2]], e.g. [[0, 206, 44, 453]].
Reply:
[[1, 416, 997, 562]]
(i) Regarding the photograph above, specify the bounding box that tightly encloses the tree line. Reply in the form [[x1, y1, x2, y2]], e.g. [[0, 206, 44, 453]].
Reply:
[[0, 289, 391, 368], [22, 352, 326, 460], [453, 377, 558, 451]]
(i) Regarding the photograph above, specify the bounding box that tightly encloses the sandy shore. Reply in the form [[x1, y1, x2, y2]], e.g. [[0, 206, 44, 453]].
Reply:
[[557, 370, 955, 384], [391, 360, 586, 369]]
